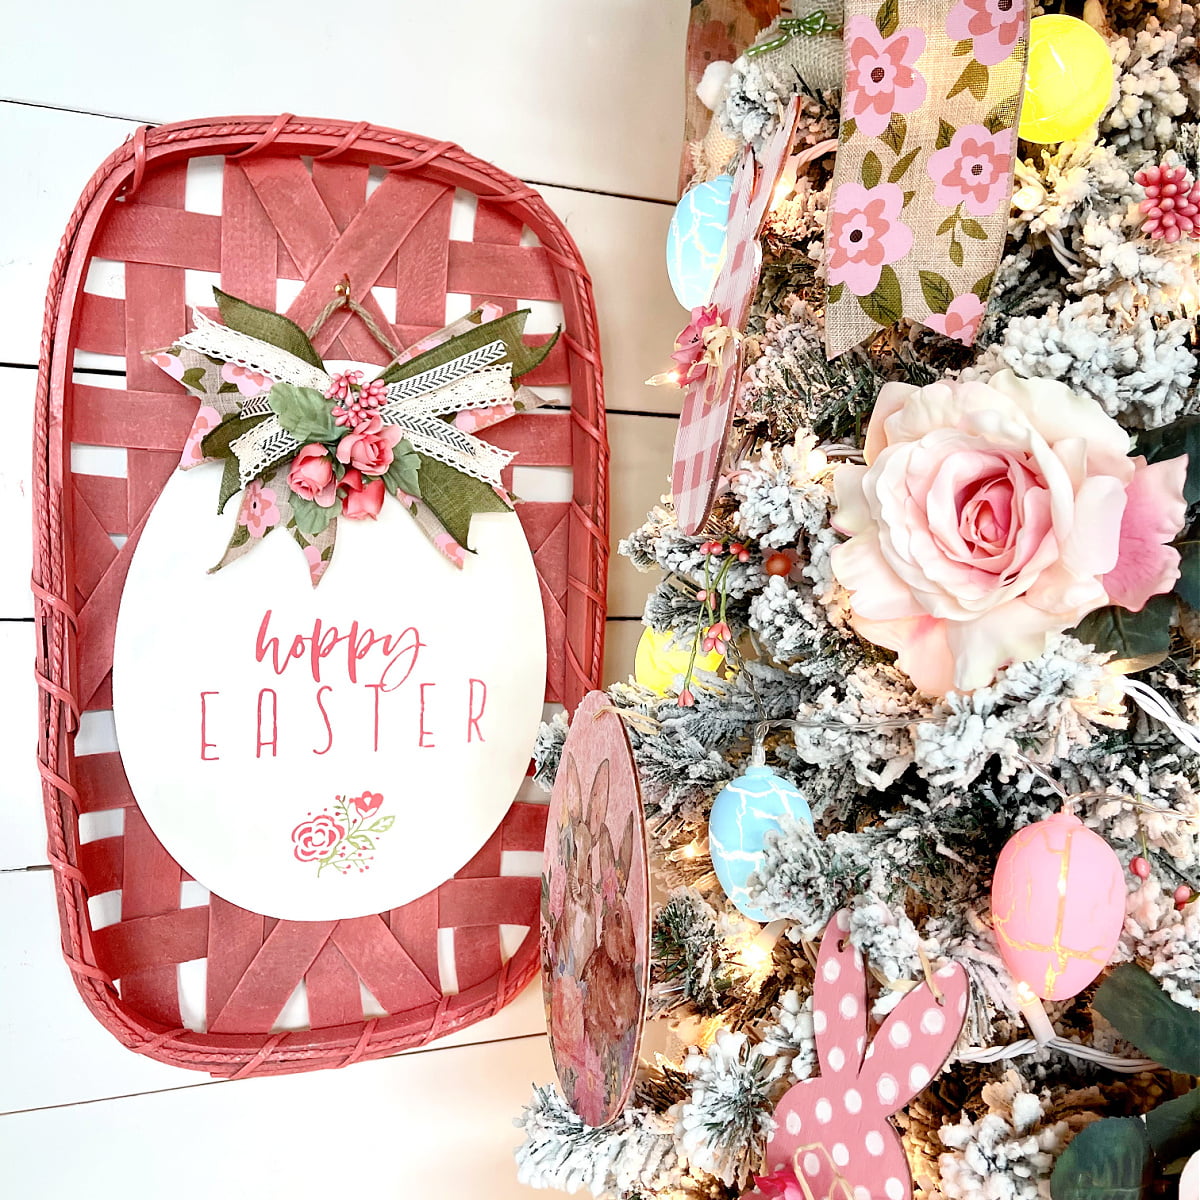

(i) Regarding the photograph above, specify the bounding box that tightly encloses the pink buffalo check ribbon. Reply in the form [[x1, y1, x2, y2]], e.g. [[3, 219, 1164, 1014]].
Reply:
[[824, 0, 1030, 358], [671, 97, 804, 536]]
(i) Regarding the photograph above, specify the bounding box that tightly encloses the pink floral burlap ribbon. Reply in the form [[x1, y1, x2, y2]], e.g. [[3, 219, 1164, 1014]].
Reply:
[[824, 0, 1030, 358]]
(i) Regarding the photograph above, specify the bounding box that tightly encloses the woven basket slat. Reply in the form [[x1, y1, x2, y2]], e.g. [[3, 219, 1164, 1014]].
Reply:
[[34, 116, 608, 1076]]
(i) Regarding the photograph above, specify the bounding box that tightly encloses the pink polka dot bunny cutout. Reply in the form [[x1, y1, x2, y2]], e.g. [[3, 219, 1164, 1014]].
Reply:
[[766, 910, 969, 1200]]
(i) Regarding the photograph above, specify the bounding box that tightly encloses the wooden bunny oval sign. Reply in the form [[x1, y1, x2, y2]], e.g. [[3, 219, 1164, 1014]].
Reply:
[[766, 910, 969, 1199], [540, 690, 650, 1126]]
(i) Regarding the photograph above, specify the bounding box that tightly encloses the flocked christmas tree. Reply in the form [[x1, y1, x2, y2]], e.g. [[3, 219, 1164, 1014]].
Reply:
[[518, 2, 1199, 1197]]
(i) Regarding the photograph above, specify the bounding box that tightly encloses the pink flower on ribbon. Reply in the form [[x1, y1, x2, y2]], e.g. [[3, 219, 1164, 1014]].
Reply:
[[302, 543, 327, 583], [671, 303, 721, 385], [336, 414, 403, 475], [830, 370, 1188, 695], [843, 16, 927, 137], [220, 362, 274, 397], [455, 403, 516, 433], [324, 370, 363, 402], [180, 405, 221, 468], [927, 125, 1013, 217], [238, 482, 280, 538], [149, 351, 185, 382], [350, 791, 383, 817], [946, 0, 1025, 67], [339, 469, 386, 520], [287, 444, 338, 507], [291, 814, 344, 862], [434, 533, 467, 567], [925, 293, 987, 345], [826, 182, 914, 296]]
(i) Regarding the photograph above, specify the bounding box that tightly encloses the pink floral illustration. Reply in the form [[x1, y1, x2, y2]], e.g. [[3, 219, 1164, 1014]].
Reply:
[[291, 791, 394, 875], [302, 543, 328, 583], [335, 414, 403, 475], [179, 405, 221, 468], [927, 125, 1014, 217], [434, 532, 467, 567], [291, 814, 345, 863], [149, 351, 185, 381], [925, 293, 987, 345], [238, 482, 280, 538], [843, 16, 928, 137], [454, 403, 516, 433], [220, 362, 274, 397], [287, 444, 338, 507], [826, 182, 914, 296], [339, 469, 386, 520], [830, 371, 1188, 695], [946, 0, 1026, 67]]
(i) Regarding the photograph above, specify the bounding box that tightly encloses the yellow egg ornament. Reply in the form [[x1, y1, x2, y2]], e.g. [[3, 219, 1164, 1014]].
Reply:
[[1019, 15, 1114, 144], [634, 626, 723, 696]]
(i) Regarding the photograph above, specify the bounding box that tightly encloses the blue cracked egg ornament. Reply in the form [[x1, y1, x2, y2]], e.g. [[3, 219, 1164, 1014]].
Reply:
[[666, 175, 733, 309], [708, 764, 813, 921]]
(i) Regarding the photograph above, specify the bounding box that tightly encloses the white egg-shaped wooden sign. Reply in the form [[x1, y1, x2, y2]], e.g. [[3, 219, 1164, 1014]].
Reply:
[[113, 461, 546, 922]]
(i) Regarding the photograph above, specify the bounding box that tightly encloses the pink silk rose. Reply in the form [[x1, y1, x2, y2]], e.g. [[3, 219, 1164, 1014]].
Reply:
[[743, 1167, 806, 1200], [335, 414, 403, 475], [287, 443, 338, 507], [831, 371, 1188, 695], [672, 303, 721, 385], [340, 469, 386, 520]]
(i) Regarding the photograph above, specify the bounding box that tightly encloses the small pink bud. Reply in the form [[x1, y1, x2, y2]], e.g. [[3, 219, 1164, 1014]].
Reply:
[[677, 688, 696, 708], [1130, 856, 1151, 880], [1174, 884, 1194, 910]]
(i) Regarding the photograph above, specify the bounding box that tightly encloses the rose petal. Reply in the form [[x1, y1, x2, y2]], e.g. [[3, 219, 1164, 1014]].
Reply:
[[831, 534, 926, 620], [1103, 455, 1188, 611], [942, 599, 1065, 692], [850, 612, 957, 696]]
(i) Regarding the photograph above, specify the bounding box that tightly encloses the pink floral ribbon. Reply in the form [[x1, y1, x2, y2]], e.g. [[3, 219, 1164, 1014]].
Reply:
[[824, 0, 1030, 358]]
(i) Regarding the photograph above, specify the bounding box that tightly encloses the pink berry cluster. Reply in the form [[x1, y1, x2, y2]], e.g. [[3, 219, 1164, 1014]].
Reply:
[[1135, 162, 1200, 242], [328, 371, 389, 429], [1130, 855, 1195, 911], [700, 538, 751, 563]]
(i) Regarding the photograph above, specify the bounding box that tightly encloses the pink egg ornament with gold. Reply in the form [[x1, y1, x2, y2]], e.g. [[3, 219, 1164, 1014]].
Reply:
[[990, 811, 1126, 1001]]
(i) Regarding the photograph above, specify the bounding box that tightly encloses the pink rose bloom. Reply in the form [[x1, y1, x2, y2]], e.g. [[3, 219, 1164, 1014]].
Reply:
[[180, 405, 221, 468], [843, 16, 927, 136], [671, 303, 721, 385], [291, 814, 344, 862], [350, 791, 384, 817], [287, 443, 338, 507], [946, 0, 1025, 67], [925, 293, 987, 345], [927, 125, 1013, 217], [238, 482, 280, 539], [831, 370, 1188, 695], [335, 414, 403, 475], [220, 362, 274, 397], [149, 351, 185, 382], [826, 182, 914, 296], [339, 469, 386, 520]]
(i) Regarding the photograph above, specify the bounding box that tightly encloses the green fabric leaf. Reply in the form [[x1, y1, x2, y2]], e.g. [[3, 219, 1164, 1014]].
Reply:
[[377, 309, 556, 386], [985, 94, 1021, 134], [1093, 963, 1200, 1073], [961, 218, 988, 240], [1146, 1088, 1200, 1166], [880, 113, 906, 155], [972, 271, 996, 302], [415, 455, 510, 550], [1050, 1118, 1152, 1200], [936, 213, 958, 236], [950, 240, 965, 268], [902, 189, 916, 207], [949, 59, 989, 101], [888, 146, 921, 183], [862, 151, 883, 189], [828, 282, 845, 305], [290, 493, 341, 538], [214, 288, 323, 369], [201, 412, 271, 461], [381, 440, 422, 498], [1175, 537, 1199, 609], [858, 266, 903, 328], [227, 522, 251, 550], [217, 455, 243, 515], [181, 366, 207, 393], [875, 0, 898, 37], [268, 383, 340, 444], [936, 119, 957, 150], [1136, 415, 1200, 504], [1070, 596, 1175, 674], [952, 38, 972, 55], [840, 117, 858, 143], [919, 270, 954, 315]]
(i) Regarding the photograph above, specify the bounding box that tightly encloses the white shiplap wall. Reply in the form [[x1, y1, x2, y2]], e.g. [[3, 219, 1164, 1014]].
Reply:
[[0, 4, 689, 1194]]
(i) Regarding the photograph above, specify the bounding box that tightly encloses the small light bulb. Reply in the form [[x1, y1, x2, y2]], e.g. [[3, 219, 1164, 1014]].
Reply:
[[681, 841, 701, 859], [738, 942, 772, 971]]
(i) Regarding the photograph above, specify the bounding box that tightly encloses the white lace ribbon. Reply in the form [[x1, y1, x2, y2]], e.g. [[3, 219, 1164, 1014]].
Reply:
[[184, 317, 519, 488]]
